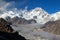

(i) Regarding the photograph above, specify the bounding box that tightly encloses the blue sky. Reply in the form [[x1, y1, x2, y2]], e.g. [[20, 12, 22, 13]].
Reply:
[[1, 0, 60, 14]]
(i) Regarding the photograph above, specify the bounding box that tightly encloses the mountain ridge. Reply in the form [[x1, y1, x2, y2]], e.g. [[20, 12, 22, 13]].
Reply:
[[0, 7, 60, 24]]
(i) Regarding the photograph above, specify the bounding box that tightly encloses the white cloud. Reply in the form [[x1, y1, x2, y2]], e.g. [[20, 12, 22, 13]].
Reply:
[[0, 0, 15, 10], [0, 0, 7, 10]]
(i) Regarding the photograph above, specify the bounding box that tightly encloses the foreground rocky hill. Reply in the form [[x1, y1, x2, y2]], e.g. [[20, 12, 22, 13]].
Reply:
[[0, 18, 26, 40]]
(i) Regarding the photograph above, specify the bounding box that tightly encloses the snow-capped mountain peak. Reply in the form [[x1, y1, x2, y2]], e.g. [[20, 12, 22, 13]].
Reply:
[[0, 7, 57, 24], [23, 7, 51, 24]]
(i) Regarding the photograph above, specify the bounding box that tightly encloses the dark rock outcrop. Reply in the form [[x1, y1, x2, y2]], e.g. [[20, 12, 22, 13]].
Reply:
[[0, 18, 26, 40], [0, 31, 26, 40], [28, 19, 37, 24], [0, 18, 13, 33]]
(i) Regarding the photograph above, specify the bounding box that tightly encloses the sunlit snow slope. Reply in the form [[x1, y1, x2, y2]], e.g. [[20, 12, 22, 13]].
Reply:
[[0, 7, 60, 24]]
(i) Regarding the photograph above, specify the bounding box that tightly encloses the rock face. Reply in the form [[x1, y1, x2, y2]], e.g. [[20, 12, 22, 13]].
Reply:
[[11, 16, 36, 25], [42, 20, 60, 35], [0, 18, 13, 33], [0, 18, 26, 40]]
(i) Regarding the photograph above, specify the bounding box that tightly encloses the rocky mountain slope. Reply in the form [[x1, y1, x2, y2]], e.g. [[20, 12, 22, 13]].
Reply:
[[11, 16, 36, 25], [41, 19, 60, 35], [0, 18, 26, 40]]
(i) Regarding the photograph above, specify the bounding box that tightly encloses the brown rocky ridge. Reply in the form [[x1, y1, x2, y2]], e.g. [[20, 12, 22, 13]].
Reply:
[[0, 18, 14, 33], [41, 20, 60, 35]]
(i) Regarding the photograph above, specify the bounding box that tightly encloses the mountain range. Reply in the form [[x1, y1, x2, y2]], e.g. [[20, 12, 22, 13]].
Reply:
[[0, 7, 60, 24], [0, 7, 60, 40]]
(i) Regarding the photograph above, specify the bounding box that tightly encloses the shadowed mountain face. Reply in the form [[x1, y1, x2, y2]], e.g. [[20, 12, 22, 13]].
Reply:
[[11, 16, 37, 25], [42, 20, 60, 35], [0, 18, 14, 33], [0, 18, 26, 40]]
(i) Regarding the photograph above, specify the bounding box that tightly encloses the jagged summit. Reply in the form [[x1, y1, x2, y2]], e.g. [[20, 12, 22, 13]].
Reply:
[[23, 7, 49, 19], [32, 7, 44, 12], [28, 7, 51, 24]]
